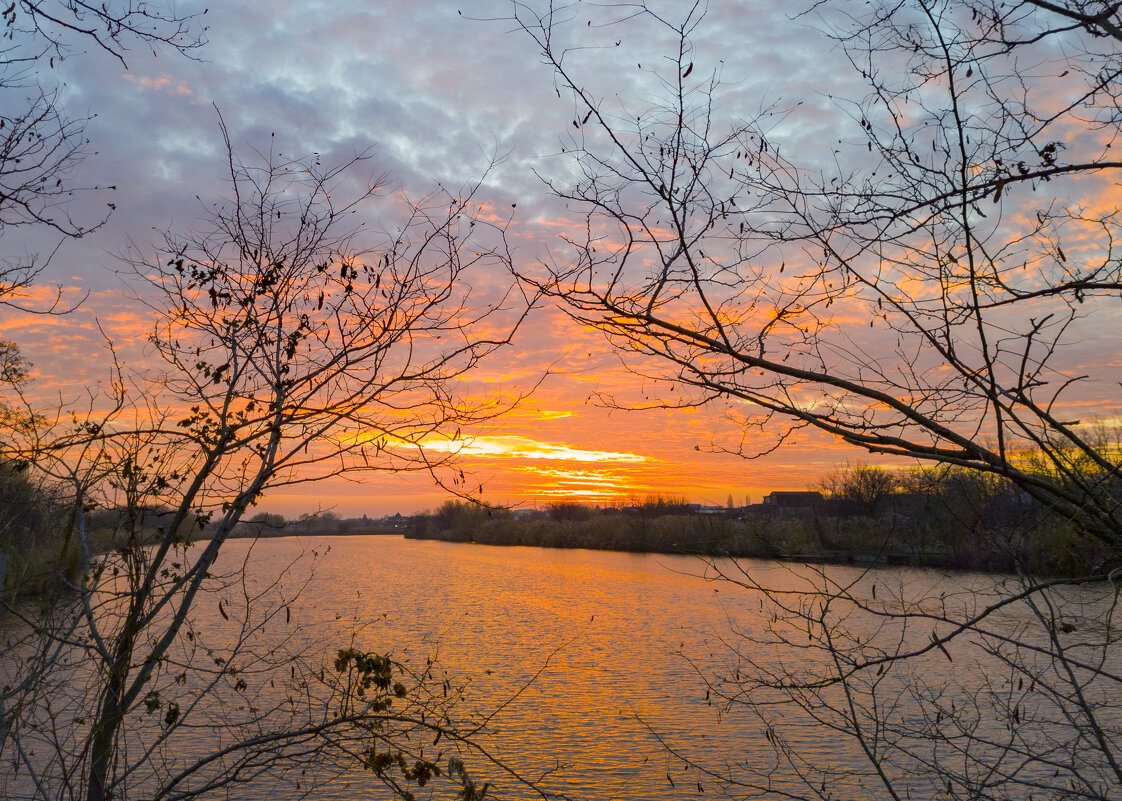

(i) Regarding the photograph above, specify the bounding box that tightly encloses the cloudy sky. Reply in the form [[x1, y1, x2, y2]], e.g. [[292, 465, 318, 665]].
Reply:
[[4, 0, 1119, 516]]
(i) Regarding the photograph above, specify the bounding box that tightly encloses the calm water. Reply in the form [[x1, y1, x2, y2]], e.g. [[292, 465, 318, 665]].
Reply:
[[241, 535, 768, 800], [196, 535, 1120, 800], [6, 535, 1119, 800]]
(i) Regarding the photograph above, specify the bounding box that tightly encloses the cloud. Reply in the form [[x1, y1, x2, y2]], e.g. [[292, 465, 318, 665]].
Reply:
[[4, 0, 1114, 518], [122, 74, 194, 95], [417, 435, 646, 463]]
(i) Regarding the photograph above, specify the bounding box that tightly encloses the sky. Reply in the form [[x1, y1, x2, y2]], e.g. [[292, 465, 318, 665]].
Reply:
[[2, 0, 1120, 517]]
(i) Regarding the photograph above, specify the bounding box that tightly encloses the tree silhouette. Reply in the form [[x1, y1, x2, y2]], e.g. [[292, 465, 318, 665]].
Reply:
[[0, 125, 533, 801], [513, 0, 1121, 550], [511, 1, 1122, 798]]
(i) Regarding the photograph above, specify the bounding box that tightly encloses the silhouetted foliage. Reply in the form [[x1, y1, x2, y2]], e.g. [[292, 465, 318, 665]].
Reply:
[[546, 501, 593, 522], [510, 2, 1122, 796], [513, 0, 1122, 552], [421, 500, 513, 541], [820, 463, 900, 518], [0, 127, 530, 801], [0, 459, 72, 600]]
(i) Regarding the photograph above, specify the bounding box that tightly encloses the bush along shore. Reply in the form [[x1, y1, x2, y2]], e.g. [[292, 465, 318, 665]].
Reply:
[[6, 464, 1114, 604], [0, 496, 400, 605], [408, 468, 1115, 577]]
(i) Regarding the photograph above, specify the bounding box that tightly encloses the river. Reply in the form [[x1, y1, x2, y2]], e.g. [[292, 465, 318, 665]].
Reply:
[[204, 535, 1122, 800], [4, 534, 1119, 800], [237, 534, 772, 800]]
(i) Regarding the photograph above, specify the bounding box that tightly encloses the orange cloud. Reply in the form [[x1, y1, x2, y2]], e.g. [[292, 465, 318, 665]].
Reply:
[[122, 73, 194, 95], [417, 434, 646, 463]]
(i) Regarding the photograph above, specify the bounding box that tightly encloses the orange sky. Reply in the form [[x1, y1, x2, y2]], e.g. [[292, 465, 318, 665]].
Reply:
[[3, 1, 1120, 518], [10, 282, 855, 516]]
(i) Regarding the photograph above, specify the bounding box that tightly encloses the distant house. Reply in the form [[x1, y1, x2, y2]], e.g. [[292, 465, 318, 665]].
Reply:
[[762, 491, 824, 511]]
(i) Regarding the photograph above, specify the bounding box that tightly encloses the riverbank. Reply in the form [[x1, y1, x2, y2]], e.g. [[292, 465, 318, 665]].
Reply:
[[407, 501, 1108, 577]]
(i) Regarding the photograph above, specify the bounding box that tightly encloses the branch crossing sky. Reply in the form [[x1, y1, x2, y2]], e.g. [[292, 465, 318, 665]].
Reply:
[[3, 1, 1118, 515]]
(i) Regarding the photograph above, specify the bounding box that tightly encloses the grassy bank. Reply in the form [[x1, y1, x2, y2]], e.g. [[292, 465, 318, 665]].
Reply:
[[408, 494, 1110, 576]]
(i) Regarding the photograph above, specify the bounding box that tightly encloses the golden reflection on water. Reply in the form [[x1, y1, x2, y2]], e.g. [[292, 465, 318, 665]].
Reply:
[[194, 537, 871, 799], [159, 536, 1119, 800]]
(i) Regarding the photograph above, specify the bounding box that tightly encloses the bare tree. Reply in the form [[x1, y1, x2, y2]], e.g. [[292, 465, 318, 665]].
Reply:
[[511, 0, 1121, 549], [0, 1, 207, 507], [820, 462, 900, 517], [1, 0, 205, 230], [508, 1, 1122, 799], [0, 127, 533, 801], [666, 558, 1122, 801], [0, 1, 206, 313]]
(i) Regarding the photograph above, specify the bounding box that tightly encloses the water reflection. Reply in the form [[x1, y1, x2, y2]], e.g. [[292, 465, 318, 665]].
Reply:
[[9, 535, 1118, 800], [200, 536, 1107, 799]]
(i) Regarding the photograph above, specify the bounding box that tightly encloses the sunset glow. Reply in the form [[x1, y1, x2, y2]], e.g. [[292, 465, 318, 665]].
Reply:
[[417, 435, 647, 464], [5, 8, 1121, 801], [1, 0, 1118, 518]]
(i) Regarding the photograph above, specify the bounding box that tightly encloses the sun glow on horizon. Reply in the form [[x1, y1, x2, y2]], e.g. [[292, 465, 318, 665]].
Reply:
[[515, 465, 640, 501], [417, 434, 647, 463]]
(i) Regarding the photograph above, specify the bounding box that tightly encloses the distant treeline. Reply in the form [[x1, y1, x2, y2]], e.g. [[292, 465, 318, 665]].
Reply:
[[80, 509, 403, 545], [409, 467, 1114, 576], [0, 461, 78, 600], [3, 460, 1114, 603], [0, 474, 402, 603], [223, 511, 405, 538]]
